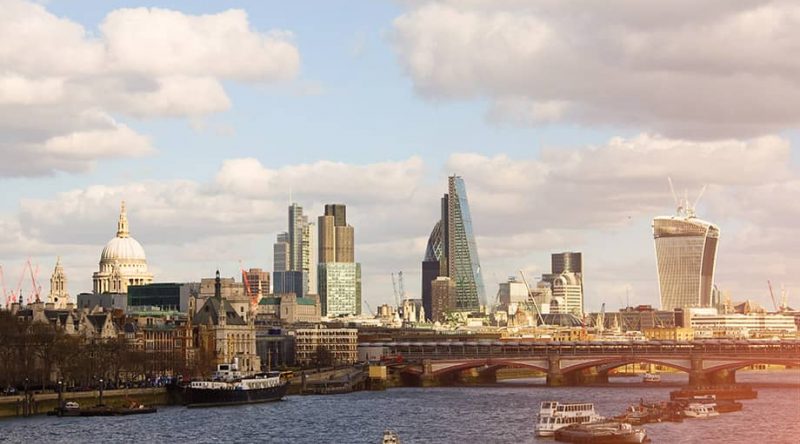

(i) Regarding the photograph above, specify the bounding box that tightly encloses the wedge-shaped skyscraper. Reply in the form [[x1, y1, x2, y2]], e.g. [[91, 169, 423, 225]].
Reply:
[[421, 176, 486, 317]]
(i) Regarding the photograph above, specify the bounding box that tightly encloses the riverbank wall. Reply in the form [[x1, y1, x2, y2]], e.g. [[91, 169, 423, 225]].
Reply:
[[0, 388, 169, 418]]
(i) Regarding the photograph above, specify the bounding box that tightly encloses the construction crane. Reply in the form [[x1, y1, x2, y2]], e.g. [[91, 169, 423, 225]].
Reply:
[[767, 280, 779, 312], [0, 265, 7, 309], [518, 270, 545, 326], [364, 300, 376, 317], [391, 273, 400, 308], [27, 259, 42, 303], [597, 302, 605, 334], [239, 261, 259, 311], [780, 285, 789, 312], [398, 271, 407, 301]]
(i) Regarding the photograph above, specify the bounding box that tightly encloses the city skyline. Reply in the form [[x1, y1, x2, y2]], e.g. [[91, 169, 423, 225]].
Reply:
[[1, 1, 799, 313]]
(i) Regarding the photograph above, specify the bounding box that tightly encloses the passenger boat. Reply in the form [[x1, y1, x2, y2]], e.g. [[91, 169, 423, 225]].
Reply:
[[184, 359, 290, 408], [382, 430, 401, 444], [554, 421, 649, 443], [641, 373, 661, 384], [535, 401, 605, 437], [683, 403, 720, 419]]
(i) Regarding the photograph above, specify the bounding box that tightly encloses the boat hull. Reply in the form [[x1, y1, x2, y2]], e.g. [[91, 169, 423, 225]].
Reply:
[[184, 382, 289, 408], [554, 423, 649, 444]]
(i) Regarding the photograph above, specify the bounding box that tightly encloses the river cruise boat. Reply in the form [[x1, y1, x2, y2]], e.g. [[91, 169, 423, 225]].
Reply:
[[641, 373, 661, 383], [184, 359, 289, 408], [554, 421, 649, 443], [535, 401, 605, 437], [683, 403, 719, 419]]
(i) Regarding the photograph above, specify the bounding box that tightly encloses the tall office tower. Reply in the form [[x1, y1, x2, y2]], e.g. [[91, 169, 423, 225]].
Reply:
[[653, 199, 719, 311], [303, 221, 317, 294], [273, 232, 290, 273], [541, 252, 584, 316], [552, 252, 582, 274], [288, 203, 305, 271], [324, 204, 347, 227], [335, 225, 354, 262], [317, 203, 361, 316], [421, 176, 486, 317], [430, 276, 455, 323], [318, 215, 336, 262]]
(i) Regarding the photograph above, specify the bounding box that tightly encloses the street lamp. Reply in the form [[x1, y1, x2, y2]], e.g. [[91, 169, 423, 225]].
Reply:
[[98, 378, 104, 406]]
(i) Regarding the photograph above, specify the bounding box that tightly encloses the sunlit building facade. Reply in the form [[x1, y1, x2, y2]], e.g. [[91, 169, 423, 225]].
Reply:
[[421, 176, 486, 317], [653, 216, 720, 310]]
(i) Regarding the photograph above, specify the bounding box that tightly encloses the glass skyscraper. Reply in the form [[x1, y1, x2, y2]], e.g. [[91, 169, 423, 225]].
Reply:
[[421, 176, 486, 316], [653, 215, 719, 310]]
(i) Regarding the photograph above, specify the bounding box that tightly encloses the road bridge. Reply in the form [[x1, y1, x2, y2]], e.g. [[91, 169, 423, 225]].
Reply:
[[359, 339, 800, 386]]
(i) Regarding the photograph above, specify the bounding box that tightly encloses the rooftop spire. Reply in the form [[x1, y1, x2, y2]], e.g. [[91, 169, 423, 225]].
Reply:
[[117, 201, 129, 238]]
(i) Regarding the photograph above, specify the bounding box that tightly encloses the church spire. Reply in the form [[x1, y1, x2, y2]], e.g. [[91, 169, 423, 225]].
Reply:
[[117, 201, 129, 238]]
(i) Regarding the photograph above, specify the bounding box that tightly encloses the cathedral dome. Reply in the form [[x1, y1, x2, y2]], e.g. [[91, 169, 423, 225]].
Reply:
[[101, 236, 147, 262], [99, 201, 147, 264]]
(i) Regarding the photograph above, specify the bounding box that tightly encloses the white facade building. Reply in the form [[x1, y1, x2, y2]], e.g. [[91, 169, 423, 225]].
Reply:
[[92, 202, 154, 294]]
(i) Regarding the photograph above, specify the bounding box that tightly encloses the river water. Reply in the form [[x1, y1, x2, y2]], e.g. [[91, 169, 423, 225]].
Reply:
[[1, 370, 798, 444]]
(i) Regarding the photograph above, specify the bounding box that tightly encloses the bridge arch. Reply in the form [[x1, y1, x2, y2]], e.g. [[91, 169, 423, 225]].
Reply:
[[431, 359, 549, 377], [561, 357, 691, 375], [703, 358, 800, 373]]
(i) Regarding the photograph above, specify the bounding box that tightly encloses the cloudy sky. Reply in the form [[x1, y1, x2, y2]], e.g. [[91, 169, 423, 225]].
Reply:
[[1, 0, 798, 312]]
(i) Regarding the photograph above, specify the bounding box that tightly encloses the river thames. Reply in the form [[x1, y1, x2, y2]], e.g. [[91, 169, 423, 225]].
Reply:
[[1, 370, 798, 443]]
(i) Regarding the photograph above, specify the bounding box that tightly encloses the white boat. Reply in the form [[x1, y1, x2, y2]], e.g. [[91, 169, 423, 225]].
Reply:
[[683, 403, 720, 418], [382, 430, 401, 444], [535, 401, 605, 437], [642, 373, 661, 383]]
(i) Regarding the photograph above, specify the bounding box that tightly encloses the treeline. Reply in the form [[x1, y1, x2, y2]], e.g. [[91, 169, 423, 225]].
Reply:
[[0, 311, 196, 391]]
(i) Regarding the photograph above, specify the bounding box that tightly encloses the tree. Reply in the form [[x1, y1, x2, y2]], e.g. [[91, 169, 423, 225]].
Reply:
[[312, 346, 333, 370]]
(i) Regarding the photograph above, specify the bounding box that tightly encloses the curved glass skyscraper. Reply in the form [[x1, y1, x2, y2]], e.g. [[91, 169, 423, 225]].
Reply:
[[421, 176, 486, 317], [653, 215, 719, 310]]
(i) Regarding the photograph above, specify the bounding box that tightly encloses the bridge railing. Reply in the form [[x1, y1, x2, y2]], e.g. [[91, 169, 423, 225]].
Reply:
[[359, 339, 800, 360]]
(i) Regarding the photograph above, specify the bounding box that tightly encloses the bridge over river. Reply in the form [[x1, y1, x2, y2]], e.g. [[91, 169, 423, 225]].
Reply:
[[359, 339, 800, 386]]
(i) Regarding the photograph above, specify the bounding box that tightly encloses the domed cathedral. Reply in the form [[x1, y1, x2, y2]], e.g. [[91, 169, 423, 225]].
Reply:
[[92, 201, 154, 294]]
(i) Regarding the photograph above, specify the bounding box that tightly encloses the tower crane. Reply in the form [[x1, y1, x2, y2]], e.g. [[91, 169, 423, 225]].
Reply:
[[364, 300, 376, 317], [597, 302, 605, 334], [518, 270, 545, 326], [398, 271, 407, 301], [0, 265, 7, 309], [767, 280, 779, 312], [28, 259, 42, 303], [239, 261, 259, 312], [391, 273, 400, 308]]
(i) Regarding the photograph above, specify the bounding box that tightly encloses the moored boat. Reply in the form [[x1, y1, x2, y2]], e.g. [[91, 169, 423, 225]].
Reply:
[[683, 403, 720, 419], [554, 421, 649, 443], [670, 385, 757, 401], [535, 401, 605, 437], [184, 359, 290, 408], [641, 373, 660, 383]]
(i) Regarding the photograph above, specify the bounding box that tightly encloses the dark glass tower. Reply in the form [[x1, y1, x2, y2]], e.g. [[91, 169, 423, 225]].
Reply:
[[421, 176, 485, 317]]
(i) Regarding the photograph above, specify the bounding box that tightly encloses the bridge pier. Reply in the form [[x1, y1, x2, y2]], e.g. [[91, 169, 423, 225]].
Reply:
[[689, 358, 709, 386], [708, 368, 736, 385], [546, 356, 567, 387], [420, 359, 440, 387], [571, 367, 609, 385]]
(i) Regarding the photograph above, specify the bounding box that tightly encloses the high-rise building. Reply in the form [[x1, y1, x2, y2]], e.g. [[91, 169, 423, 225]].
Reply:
[[318, 262, 361, 317], [541, 252, 584, 316], [430, 276, 455, 323], [324, 204, 347, 227], [421, 176, 485, 317], [318, 215, 336, 263], [317, 203, 361, 316], [274, 204, 317, 297], [273, 232, 290, 274], [653, 206, 719, 311]]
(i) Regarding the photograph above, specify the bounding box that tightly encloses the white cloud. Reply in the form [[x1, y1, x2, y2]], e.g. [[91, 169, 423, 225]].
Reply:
[[393, 0, 800, 137], [4, 136, 799, 311], [0, 0, 301, 176]]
